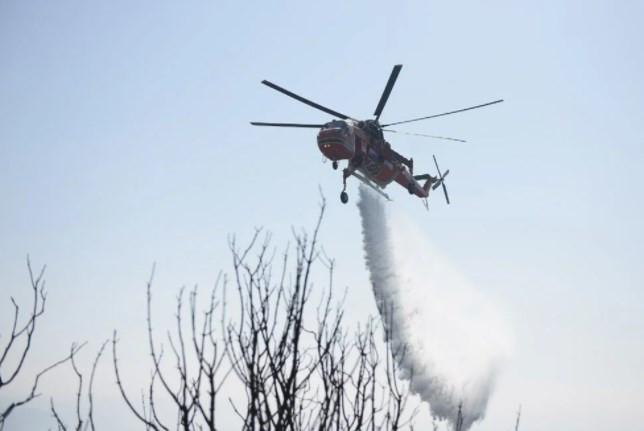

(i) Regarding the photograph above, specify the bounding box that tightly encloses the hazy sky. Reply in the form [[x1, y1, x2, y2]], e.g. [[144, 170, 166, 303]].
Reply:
[[1, 1, 643, 430]]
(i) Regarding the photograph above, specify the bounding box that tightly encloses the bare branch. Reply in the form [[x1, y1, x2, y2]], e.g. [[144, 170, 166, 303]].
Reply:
[[112, 331, 162, 431], [0, 259, 87, 429], [0, 342, 84, 427]]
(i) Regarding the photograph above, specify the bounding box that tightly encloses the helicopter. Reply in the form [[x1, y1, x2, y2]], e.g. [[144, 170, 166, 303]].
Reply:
[[251, 64, 502, 207]]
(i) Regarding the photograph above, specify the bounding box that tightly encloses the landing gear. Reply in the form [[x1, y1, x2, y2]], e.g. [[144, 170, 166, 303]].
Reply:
[[332, 160, 338, 170], [340, 191, 349, 204], [340, 167, 351, 204]]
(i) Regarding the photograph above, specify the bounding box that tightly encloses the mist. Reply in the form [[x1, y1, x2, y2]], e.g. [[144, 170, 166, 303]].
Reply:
[[357, 186, 512, 430]]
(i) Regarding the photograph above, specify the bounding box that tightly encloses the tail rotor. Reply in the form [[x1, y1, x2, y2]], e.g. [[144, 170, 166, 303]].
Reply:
[[432, 155, 450, 204]]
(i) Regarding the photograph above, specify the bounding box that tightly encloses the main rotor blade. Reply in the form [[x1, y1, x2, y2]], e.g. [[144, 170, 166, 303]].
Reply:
[[250, 122, 323, 128], [374, 64, 402, 121], [261, 80, 353, 120], [382, 99, 504, 127], [382, 129, 466, 143]]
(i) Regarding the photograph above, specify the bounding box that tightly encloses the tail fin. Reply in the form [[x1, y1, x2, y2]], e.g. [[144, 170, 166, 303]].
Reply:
[[423, 178, 435, 193], [413, 174, 435, 193]]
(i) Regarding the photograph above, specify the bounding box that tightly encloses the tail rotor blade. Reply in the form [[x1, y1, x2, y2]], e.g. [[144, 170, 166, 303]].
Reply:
[[441, 182, 450, 204], [433, 155, 443, 180], [432, 155, 450, 204]]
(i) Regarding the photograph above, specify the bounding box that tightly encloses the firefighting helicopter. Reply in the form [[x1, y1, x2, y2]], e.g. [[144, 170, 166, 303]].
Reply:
[[251, 64, 503, 207]]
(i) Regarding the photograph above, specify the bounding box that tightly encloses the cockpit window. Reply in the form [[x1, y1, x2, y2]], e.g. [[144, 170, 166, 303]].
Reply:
[[323, 120, 350, 135]]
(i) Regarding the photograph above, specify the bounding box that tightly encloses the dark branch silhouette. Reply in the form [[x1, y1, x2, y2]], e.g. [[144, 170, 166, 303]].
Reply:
[[112, 267, 231, 431], [0, 258, 84, 430], [49, 340, 108, 431], [112, 201, 419, 430]]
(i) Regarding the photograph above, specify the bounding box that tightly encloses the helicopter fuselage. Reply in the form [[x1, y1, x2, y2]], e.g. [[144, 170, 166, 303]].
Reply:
[[316, 120, 427, 196]]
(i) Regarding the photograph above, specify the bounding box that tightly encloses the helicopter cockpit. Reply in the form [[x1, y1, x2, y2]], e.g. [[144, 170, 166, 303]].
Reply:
[[322, 120, 351, 135]]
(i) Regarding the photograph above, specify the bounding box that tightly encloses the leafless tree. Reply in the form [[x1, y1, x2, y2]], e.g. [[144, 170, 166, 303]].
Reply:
[[225, 201, 418, 431], [0, 258, 83, 430], [112, 201, 419, 430], [112, 268, 231, 431]]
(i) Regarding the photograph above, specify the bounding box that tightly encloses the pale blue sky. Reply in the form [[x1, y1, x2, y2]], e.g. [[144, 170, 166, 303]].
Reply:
[[1, 1, 643, 430]]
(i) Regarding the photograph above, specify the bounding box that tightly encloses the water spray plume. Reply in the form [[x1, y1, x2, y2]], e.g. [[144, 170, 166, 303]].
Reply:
[[357, 186, 512, 430]]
